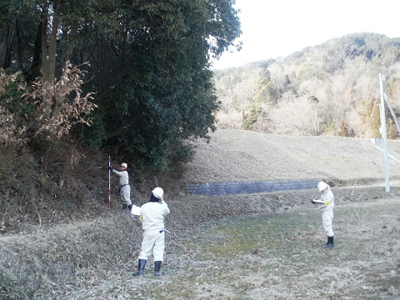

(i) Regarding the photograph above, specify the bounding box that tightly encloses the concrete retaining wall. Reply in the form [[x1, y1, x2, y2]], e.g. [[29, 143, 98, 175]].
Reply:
[[186, 179, 321, 196]]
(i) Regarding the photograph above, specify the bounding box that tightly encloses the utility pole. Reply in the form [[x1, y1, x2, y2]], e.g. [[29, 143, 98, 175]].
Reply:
[[379, 74, 390, 193]]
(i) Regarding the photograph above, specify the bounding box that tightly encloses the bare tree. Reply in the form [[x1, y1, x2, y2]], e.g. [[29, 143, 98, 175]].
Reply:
[[25, 62, 97, 140]]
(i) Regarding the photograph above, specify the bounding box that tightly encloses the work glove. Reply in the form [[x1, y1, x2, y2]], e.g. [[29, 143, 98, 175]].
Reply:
[[108, 166, 113, 171]]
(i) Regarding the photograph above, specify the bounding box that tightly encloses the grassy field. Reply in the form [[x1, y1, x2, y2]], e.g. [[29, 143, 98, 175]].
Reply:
[[52, 197, 400, 300], [149, 199, 400, 300], [1, 188, 399, 300]]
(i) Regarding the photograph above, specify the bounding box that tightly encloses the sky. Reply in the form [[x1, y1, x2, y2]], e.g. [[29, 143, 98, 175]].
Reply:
[[211, 0, 400, 70]]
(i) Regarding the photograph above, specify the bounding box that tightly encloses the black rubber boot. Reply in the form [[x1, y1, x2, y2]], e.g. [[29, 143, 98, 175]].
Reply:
[[122, 204, 128, 211], [154, 261, 162, 276], [133, 259, 146, 276], [324, 236, 334, 248], [127, 204, 132, 212]]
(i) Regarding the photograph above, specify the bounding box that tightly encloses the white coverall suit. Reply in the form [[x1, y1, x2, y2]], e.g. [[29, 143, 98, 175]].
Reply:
[[138, 200, 170, 261], [319, 188, 335, 237], [112, 168, 131, 206]]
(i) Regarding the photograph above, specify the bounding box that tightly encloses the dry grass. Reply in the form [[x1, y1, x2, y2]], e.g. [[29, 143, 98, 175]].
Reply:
[[185, 129, 400, 184], [1, 187, 399, 299], [0, 212, 142, 299], [3, 196, 394, 300], [1, 129, 400, 299]]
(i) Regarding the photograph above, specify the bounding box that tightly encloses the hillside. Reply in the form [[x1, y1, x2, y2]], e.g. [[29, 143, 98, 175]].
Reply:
[[213, 32, 400, 139], [185, 129, 400, 185]]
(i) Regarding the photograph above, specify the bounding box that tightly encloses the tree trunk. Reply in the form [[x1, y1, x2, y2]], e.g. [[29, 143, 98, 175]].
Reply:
[[41, 0, 63, 83], [41, 1, 49, 82], [2, 20, 15, 69], [27, 22, 43, 83], [47, 0, 62, 83], [65, 19, 78, 63]]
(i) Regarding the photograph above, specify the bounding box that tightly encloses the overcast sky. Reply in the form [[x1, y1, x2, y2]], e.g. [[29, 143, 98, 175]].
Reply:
[[211, 0, 400, 69]]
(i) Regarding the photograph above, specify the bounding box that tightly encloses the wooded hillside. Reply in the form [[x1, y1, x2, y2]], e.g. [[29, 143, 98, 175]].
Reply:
[[214, 32, 400, 139], [0, 0, 241, 233], [0, 0, 241, 171]]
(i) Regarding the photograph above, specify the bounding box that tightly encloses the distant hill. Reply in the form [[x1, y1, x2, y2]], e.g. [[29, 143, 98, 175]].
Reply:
[[213, 32, 400, 139]]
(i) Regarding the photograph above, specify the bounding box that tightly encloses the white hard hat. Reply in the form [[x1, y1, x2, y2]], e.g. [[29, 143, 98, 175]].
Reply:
[[121, 163, 127, 168], [318, 181, 328, 192], [152, 187, 164, 199]]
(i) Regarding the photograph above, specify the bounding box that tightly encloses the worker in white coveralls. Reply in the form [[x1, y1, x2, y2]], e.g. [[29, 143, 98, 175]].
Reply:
[[108, 162, 132, 212], [133, 187, 170, 277], [311, 181, 335, 248]]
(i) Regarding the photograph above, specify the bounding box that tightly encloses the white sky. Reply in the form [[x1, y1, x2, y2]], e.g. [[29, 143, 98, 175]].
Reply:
[[211, 0, 400, 69]]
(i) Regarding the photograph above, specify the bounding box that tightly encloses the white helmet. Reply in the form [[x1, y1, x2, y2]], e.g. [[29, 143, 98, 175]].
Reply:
[[152, 187, 164, 199], [121, 163, 127, 168], [318, 181, 328, 192]]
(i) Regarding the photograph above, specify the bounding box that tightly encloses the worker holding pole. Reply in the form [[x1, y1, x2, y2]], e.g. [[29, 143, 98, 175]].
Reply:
[[108, 162, 132, 212]]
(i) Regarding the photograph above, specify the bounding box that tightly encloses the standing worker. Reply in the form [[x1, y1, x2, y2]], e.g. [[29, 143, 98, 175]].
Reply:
[[133, 187, 170, 277], [108, 162, 132, 212], [311, 181, 335, 248]]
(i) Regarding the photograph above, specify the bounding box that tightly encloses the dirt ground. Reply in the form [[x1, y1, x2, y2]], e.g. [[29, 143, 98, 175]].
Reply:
[[1, 129, 400, 299]]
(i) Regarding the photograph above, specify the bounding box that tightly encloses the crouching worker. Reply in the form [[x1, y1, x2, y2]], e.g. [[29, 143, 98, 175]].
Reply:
[[311, 181, 335, 248], [133, 187, 170, 276]]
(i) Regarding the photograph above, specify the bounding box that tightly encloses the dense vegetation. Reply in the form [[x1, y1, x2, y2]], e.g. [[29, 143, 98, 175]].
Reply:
[[214, 32, 400, 138], [0, 0, 241, 230], [0, 0, 241, 170]]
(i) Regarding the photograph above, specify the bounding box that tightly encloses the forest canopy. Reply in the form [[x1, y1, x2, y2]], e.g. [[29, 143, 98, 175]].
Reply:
[[0, 0, 242, 171]]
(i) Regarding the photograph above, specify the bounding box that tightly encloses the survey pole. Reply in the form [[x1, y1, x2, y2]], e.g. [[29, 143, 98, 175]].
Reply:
[[379, 74, 390, 193]]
